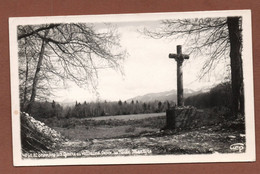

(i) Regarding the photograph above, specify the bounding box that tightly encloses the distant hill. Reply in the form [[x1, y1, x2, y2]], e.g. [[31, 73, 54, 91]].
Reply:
[[126, 88, 209, 103], [59, 87, 211, 105]]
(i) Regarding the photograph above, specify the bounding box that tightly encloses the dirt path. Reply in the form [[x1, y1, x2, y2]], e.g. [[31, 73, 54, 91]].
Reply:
[[23, 127, 245, 159]]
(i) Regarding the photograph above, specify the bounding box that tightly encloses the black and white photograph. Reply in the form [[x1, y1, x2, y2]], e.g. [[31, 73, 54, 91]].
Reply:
[[9, 10, 255, 166]]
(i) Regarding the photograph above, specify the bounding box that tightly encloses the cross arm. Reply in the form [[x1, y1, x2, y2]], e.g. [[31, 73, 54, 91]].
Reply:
[[169, 53, 178, 59], [182, 54, 189, 59], [169, 54, 190, 59]]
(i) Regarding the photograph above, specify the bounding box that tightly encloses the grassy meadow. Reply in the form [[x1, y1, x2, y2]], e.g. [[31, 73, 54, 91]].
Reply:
[[40, 113, 166, 141]]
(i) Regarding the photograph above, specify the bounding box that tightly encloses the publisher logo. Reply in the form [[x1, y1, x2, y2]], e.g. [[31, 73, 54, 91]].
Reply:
[[230, 143, 245, 152]]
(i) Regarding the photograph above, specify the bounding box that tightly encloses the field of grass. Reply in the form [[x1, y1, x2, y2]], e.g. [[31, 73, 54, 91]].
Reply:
[[41, 113, 166, 140]]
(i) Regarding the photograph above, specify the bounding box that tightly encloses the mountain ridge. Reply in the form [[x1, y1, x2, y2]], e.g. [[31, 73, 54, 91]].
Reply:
[[59, 87, 211, 105], [126, 88, 209, 103]]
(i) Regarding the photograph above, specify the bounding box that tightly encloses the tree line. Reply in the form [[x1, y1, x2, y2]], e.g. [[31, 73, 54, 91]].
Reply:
[[30, 100, 172, 119], [29, 82, 233, 119]]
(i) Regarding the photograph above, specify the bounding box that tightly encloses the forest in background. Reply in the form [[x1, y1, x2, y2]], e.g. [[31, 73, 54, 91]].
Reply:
[[28, 82, 233, 119]]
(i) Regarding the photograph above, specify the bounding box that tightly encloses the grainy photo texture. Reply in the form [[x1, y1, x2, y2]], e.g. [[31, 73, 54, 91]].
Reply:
[[9, 10, 255, 166]]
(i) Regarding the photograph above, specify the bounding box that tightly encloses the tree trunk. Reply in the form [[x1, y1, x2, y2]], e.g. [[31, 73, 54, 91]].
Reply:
[[26, 38, 47, 114], [22, 54, 29, 111], [227, 17, 244, 118], [21, 46, 29, 111]]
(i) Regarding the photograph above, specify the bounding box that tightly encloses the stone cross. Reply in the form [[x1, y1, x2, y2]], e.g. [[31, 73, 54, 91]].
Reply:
[[169, 45, 189, 107]]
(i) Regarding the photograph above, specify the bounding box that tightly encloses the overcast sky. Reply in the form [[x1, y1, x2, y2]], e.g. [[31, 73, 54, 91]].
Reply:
[[54, 21, 229, 103]]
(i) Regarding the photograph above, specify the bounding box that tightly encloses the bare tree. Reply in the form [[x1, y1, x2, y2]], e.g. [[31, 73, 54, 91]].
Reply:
[[142, 17, 243, 117], [18, 36, 52, 110], [18, 23, 126, 113]]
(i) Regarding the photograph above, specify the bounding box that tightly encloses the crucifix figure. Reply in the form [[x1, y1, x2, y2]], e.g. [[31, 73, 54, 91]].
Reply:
[[169, 45, 189, 107]]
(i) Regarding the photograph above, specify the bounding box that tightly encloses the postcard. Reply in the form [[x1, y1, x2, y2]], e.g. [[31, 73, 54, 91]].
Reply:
[[9, 10, 255, 166]]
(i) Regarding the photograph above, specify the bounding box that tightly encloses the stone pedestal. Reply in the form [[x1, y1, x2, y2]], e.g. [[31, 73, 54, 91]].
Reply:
[[165, 106, 211, 130], [166, 108, 176, 129]]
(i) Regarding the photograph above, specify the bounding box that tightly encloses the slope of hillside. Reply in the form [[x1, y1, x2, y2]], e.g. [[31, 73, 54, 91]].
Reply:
[[21, 112, 67, 153], [126, 88, 206, 103]]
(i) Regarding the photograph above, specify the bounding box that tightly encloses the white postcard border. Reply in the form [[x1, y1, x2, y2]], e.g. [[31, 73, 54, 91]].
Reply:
[[9, 9, 255, 166]]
